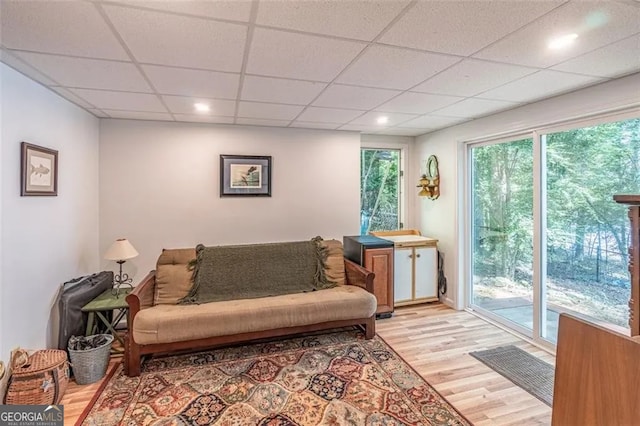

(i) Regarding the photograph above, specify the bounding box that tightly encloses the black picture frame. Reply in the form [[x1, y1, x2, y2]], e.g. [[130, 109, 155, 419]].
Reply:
[[220, 155, 271, 197], [21, 142, 58, 196]]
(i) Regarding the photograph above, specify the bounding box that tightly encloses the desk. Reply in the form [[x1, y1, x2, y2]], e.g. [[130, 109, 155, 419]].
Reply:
[[81, 288, 131, 351]]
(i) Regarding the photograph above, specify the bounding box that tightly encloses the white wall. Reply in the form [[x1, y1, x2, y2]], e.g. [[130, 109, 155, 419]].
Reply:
[[99, 120, 361, 282], [415, 72, 640, 309], [1, 64, 100, 366]]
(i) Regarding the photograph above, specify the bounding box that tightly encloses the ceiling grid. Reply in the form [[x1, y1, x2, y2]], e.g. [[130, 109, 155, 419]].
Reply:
[[0, 0, 638, 136]]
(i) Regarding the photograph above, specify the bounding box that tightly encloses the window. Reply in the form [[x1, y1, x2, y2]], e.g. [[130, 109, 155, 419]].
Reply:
[[360, 148, 401, 233]]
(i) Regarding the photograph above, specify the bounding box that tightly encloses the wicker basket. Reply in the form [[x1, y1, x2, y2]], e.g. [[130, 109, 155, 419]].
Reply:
[[68, 334, 113, 385], [4, 349, 69, 405]]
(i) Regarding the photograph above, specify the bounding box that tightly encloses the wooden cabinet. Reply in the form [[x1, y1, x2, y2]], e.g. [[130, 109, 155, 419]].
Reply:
[[394, 248, 413, 302], [372, 230, 439, 306], [344, 235, 395, 317], [414, 246, 438, 300], [364, 248, 394, 316]]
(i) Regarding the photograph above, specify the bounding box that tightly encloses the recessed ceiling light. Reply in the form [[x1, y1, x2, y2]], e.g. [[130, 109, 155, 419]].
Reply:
[[194, 102, 210, 113], [377, 116, 389, 125], [548, 33, 578, 50]]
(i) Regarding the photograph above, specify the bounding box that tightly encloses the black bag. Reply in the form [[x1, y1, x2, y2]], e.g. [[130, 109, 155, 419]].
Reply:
[[438, 250, 447, 296], [57, 271, 114, 350]]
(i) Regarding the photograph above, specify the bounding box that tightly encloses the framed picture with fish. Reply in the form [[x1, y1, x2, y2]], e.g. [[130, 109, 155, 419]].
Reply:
[[21, 142, 58, 196], [220, 154, 271, 197]]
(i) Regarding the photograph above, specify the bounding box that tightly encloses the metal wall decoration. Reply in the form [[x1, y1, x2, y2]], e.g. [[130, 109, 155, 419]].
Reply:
[[417, 155, 440, 200]]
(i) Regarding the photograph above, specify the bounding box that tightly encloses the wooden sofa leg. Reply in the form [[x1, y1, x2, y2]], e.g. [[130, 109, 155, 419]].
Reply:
[[124, 333, 142, 377], [364, 316, 375, 339]]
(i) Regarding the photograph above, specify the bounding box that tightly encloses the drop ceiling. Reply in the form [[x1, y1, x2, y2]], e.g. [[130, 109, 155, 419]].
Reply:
[[1, 0, 639, 136]]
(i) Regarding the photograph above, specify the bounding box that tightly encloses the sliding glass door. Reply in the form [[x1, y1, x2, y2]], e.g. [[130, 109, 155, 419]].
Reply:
[[470, 138, 534, 335], [541, 119, 639, 342], [468, 117, 640, 345]]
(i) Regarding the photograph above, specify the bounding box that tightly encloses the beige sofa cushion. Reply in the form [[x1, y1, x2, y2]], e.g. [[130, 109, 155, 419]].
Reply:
[[154, 248, 196, 305], [322, 239, 346, 285], [133, 285, 376, 345]]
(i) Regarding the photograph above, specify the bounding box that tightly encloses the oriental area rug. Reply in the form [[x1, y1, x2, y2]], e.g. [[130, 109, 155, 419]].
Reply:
[[79, 329, 470, 425]]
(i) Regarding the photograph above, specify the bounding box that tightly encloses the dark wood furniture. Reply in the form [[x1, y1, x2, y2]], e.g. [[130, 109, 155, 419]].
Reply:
[[613, 194, 640, 336], [124, 259, 375, 377], [552, 313, 640, 425], [344, 235, 394, 318]]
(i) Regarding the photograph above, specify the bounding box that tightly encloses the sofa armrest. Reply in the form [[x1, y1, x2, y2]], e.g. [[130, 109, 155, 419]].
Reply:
[[126, 271, 156, 317], [344, 259, 375, 294]]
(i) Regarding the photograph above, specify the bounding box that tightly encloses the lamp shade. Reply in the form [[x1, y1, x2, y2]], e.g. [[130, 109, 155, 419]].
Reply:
[[104, 238, 139, 261]]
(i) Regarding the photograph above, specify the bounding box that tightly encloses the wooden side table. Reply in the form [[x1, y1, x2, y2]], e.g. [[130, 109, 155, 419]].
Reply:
[[81, 288, 131, 352]]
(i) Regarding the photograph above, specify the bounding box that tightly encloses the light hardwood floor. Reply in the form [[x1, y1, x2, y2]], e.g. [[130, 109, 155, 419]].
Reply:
[[61, 303, 554, 425]]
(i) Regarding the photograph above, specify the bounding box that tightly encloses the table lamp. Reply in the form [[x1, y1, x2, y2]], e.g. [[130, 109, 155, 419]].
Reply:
[[104, 238, 139, 297]]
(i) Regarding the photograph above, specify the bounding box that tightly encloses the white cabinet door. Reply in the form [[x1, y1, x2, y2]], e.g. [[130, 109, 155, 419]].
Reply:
[[394, 248, 413, 303], [415, 246, 437, 299]]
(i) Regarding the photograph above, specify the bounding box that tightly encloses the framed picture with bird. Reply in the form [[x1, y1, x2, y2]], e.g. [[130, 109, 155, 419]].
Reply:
[[220, 154, 271, 197], [21, 142, 58, 196]]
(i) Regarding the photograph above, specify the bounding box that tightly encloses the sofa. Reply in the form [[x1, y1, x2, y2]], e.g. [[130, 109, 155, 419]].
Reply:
[[124, 239, 377, 377]]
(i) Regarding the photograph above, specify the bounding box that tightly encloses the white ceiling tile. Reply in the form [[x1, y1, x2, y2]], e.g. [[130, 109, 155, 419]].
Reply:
[[246, 28, 365, 81], [313, 84, 400, 110], [256, 0, 410, 41], [338, 124, 384, 133], [297, 107, 365, 123], [0, 49, 57, 86], [107, 0, 252, 22], [103, 110, 174, 121], [1, 1, 129, 60], [236, 118, 292, 127], [375, 92, 463, 114], [289, 121, 341, 130], [69, 88, 167, 112], [433, 98, 521, 118], [14, 52, 152, 92], [241, 76, 327, 104], [162, 95, 236, 116], [551, 34, 640, 78], [336, 45, 460, 90], [238, 101, 304, 120], [380, 1, 562, 56], [398, 115, 470, 129], [349, 111, 418, 127], [173, 114, 235, 124], [413, 59, 539, 97], [143, 65, 239, 98], [478, 70, 603, 103], [49, 87, 97, 109], [474, 1, 640, 68], [103, 5, 247, 71]]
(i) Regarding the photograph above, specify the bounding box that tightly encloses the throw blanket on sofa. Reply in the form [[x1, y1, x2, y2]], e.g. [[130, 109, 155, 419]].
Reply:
[[180, 238, 334, 304]]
